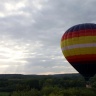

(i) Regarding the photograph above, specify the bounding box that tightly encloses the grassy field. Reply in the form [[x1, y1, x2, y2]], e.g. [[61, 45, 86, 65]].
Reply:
[[0, 92, 10, 96]]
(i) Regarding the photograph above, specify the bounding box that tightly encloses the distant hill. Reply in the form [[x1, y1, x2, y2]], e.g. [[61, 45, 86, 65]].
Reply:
[[0, 73, 82, 79]]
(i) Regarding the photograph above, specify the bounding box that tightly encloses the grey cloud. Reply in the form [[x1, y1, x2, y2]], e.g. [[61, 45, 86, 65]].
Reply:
[[0, 0, 95, 74]]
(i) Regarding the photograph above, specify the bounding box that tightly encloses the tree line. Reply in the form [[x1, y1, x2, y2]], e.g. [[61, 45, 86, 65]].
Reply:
[[0, 74, 96, 96]]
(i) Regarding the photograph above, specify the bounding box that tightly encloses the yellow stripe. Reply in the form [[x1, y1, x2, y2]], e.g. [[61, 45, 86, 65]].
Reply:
[[61, 36, 96, 48], [62, 47, 96, 57]]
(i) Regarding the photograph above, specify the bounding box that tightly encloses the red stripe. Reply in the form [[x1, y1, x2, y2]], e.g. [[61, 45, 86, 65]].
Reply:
[[66, 54, 96, 63], [61, 29, 96, 41]]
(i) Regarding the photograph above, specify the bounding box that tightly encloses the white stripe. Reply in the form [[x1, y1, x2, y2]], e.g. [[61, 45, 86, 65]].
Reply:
[[62, 43, 96, 51]]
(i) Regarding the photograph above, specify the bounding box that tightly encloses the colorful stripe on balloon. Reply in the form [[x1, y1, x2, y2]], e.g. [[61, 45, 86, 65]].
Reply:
[[61, 24, 96, 63]]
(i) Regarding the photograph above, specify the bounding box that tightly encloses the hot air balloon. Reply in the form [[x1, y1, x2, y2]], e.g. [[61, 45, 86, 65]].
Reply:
[[61, 23, 96, 83]]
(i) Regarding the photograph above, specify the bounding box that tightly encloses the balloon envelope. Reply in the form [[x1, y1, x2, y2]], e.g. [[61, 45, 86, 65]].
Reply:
[[61, 23, 96, 81]]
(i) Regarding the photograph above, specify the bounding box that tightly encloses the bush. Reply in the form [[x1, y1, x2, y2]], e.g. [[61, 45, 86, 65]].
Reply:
[[11, 89, 40, 96]]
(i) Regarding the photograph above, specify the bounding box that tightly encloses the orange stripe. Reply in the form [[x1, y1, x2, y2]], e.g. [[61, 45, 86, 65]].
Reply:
[[66, 54, 96, 62], [61, 29, 96, 41]]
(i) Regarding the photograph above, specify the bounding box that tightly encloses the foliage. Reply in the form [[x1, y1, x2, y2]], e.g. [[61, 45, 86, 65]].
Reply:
[[11, 89, 39, 96], [0, 92, 11, 96], [0, 74, 96, 95]]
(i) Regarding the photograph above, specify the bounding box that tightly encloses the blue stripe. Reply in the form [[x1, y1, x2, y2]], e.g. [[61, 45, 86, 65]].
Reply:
[[66, 23, 96, 33]]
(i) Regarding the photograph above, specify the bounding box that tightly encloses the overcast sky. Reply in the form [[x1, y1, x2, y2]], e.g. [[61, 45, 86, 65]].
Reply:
[[0, 0, 95, 75]]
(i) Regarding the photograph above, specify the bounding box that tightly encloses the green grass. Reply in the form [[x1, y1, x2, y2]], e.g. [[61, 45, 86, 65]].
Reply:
[[0, 92, 10, 96]]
